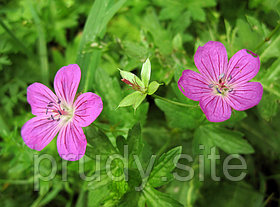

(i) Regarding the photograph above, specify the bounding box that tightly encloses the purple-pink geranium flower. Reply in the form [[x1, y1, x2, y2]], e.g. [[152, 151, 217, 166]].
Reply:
[[21, 64, 103, 161], [178, 41, 263, 122]]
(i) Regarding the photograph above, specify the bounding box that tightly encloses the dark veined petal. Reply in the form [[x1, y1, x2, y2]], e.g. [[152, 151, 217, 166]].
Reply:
[[226, 82, 263, 111], [194, 41, 228, 82], [21, 116, 61, 151], [57, 122, 87, 161], [27, 83, 58, 116], [54, 64, 81, 105], [226, 49, 260, 85], [178, 70, 212, 101], [200, 95, 232, 122], [74, 92, 103, 127]]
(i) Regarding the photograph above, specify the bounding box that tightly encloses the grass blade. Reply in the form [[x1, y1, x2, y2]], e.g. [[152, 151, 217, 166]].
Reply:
[[28, 2, 49, 85], [76, 0, 127, 92]]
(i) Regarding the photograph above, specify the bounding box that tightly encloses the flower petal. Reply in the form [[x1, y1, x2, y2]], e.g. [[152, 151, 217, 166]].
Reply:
[[178, 70, 212, 101], [74, 92, 103, 127], [226, 49, 260, 85], [54, 64, 81, 105], [27, 83, 58, 116], [194, 41, 228, 82], [226, 82, 263, 111], [57, 122, 87, 161], [21, 116, 60, 151], [200, 95, 232, 122]]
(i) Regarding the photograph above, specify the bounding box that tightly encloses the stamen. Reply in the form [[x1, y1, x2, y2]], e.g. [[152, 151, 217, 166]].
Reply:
[[57, 118, 60, 122], [58, 110, 62, 115], [216, 88, 222, 94], [228, 88, 233, 92], [46, 108, 48, 114], [208, 84, 214, 88], [51, 115, 54, 121], [58, 99, 61, 104], [47, 104, 53, 107]]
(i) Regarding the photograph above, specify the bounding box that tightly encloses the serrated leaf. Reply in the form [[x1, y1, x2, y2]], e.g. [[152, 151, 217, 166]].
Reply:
[[147, 81, 161, 95], [149, 146, 182, 187], [141, 58, 151, 87]]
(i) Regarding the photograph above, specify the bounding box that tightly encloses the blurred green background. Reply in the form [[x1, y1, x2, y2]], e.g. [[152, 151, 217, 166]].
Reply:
[[1, 0, 280, 206]]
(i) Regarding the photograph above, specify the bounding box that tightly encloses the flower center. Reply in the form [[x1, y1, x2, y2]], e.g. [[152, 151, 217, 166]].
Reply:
[[209, 73, 234, 96], [46, 99, 74, 124]]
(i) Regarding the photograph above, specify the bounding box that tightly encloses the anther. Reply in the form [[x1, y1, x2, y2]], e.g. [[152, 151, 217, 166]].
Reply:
[[229, 88, 233, 92], [58, 110, 62, 115], [46, 108, 48, 115], [228, 75, 232, 81], [51, 115, 54, 121], [58, 99, 61, 104], [208, 84, 214, 88], [47, 104, 53, 107]]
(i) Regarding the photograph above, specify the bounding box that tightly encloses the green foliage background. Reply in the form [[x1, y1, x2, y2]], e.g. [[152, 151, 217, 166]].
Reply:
[[0, 0, 280, 206]]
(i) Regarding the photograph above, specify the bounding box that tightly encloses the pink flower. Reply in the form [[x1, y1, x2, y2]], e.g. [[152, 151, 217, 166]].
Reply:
[[21, 64, 103, 161], [178, 41, 263, 122]]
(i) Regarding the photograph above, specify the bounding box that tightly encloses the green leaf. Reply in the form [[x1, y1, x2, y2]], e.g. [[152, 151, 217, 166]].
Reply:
[[196, 125, 255, 154], [147, 81, 161, 95], [197, 182, 264, 207], [143, 185, 184, 207], [155, 99, 203, 129], [119, 191, 141, 207], [258, 93, 279, 121], [85, 127, 117, 161], [172, 33, 183, 50], [116, 135, 127, 155], [149, 146, 182, 188], [127, 123, 143, 164], [193, 128, 217, 176], [141, 58, 151, 87]]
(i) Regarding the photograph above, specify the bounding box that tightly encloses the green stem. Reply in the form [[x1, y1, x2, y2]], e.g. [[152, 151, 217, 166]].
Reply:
[[0, 19, 33, 57], [255, 21, 280, 52], [28, 2, 49, 85], [262, 193, 274, 207], [156, 137, 172, 156], [152, 94, 198, 108]]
